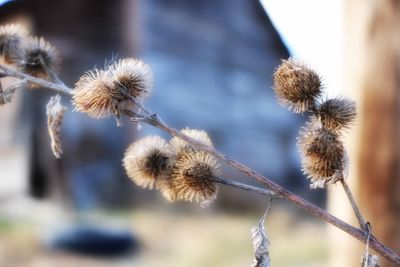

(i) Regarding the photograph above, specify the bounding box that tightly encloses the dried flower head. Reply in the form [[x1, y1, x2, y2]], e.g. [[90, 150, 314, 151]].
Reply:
[[20, 37, 60, 80], [171, 150, 219, 203], [46, 94, 67, 158], [0, 24, 27, 64], [297, 121, 346, 188], [73, 69, 114, 118], [315, 98, 357, 132], [73, 58, 153, 121], [273, 59, 322, 113], [108, 58, 153, 101], [170, 128, 214, 155], [123, 136, 172, 189], [157, 178, 178, 202]]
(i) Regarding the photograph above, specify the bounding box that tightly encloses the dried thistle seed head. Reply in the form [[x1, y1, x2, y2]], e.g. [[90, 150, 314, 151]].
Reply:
[[157, 178, 178, 202], [123, 136, 172, 189], [20, 37, 60, 80], [273, 58, 322, 113], [108, 58, 153, 101], [171, 150, 219, 203], [73, 58, 153, 120], [163, 128, 215, 203], [0, 24, 27, 64], [301, 161, 344, 189], [316, 98, 357, 132], [297, 122, 346, 188], [170, 128, 214, 155], [73, 69, 116, 119]]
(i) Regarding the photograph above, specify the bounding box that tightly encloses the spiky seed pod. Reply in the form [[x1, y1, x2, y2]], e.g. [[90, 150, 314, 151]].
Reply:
[[0, 24, 27, 64], [157, 178, 178, 202], [171, 150, 219, 203], [297, 121, 346, 188], [46, 94, 67, 159], [273, 58, 323, 113], [20, 37, 60, 80], [315, 98, 357, 132], [170, 128, 214, 156], [108, 58, 153, 101], [73, 58, 153, 120], [160, 128, 215, 203], [123, 136, 172, 189], [73, 69, 115, 119]]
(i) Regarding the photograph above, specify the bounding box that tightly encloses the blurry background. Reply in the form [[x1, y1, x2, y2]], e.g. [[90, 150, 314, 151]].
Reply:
[[0, 0, 399, 267]]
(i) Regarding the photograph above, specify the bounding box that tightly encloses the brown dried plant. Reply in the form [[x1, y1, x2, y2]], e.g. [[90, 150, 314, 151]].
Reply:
[[0, 24, 27, 64], [46, 94, 67, 158], [273, 58, 322, 113], [20, 37, 60, 82], [0, 23, 399, 265], [123, 135, 172, 189]]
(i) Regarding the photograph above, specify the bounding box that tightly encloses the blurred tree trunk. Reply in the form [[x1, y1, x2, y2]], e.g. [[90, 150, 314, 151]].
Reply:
[[330, 1, 400, 266]]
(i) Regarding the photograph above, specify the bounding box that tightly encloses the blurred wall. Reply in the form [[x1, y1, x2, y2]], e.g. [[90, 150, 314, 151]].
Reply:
[[329, 1, 400, 266], [137, 0, 319, 208]]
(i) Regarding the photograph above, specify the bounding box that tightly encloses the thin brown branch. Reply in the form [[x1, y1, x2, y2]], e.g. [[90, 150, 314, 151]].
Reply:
[[340, 179, 367, 230], [142, 113, 400, 265], [211, 176, 278, 198], [0, 79, 3, 105], [0, 64, 72, 95], [1, 64, 400, 265]]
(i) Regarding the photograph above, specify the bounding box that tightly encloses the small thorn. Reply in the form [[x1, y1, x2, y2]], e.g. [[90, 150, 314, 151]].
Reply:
[[115, 115, 123, 127]]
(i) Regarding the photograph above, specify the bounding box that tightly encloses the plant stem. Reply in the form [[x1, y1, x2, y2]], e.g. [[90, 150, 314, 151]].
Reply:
[[1, 64, 399, 265], [0, 64, 72, 95], [0, 79, 3, 105], [143, 113, 400, 264], [211, 176, 278, 198], [340, 179, 367, 230]]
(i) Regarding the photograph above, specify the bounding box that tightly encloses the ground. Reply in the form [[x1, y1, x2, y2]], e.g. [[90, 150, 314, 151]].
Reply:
[[0, 203, 327, 267]]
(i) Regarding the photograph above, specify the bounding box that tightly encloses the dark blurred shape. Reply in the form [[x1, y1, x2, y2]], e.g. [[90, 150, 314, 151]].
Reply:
[[0, 0, 138, 207], [50, 225, 138, 257]]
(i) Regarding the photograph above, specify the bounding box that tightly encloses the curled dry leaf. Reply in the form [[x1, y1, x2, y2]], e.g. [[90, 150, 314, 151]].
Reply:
[[46, 94, 67, 158], [251, 204, 271, 267], [362, 253, 380, 267], [361, 224, 380, 267]]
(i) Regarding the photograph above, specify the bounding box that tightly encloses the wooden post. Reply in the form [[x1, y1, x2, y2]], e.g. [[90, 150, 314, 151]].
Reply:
[[330, 1, 400, 266]]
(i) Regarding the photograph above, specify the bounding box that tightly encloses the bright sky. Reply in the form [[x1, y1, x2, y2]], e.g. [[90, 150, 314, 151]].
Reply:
[[0, 0, 10, 6], [260, 0, 343, 96]]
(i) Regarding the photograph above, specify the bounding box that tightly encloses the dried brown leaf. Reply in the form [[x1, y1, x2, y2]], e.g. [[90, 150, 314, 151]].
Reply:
[[361, 253, 380, 267], [251, 204, 271, 267], [46, 94, 67, 158]]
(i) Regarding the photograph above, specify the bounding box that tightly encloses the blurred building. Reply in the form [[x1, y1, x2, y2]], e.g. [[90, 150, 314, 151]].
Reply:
[[0, 0, 316, 211]]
